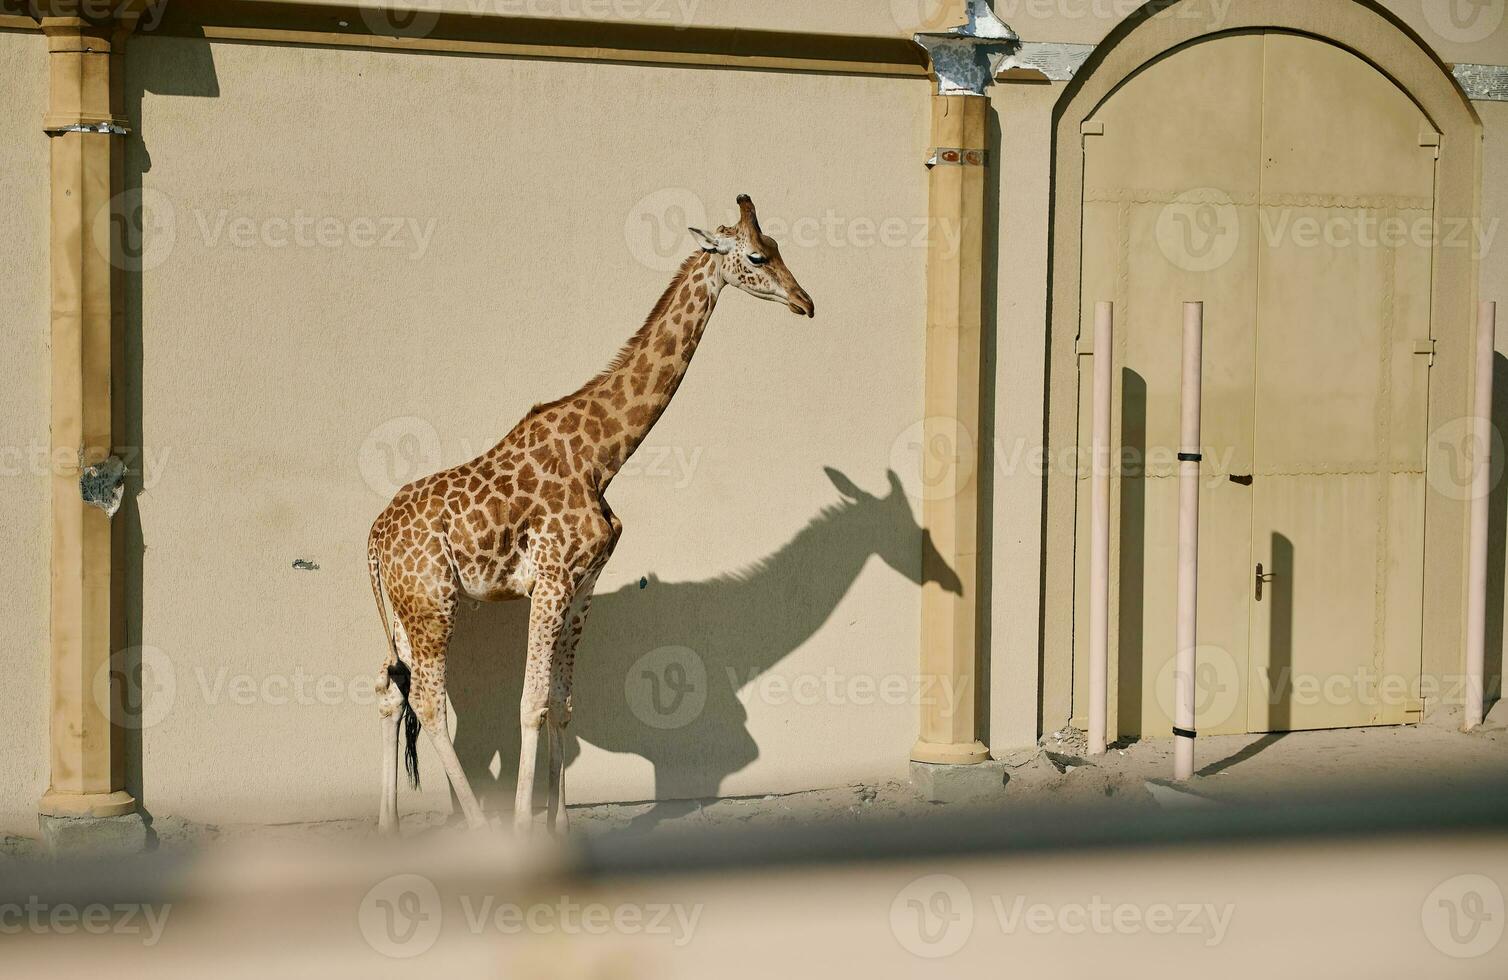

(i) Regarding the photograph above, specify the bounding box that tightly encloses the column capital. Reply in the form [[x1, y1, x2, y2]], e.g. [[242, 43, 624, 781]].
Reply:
[[37, 5, 141, 134], [913, 0, 1019, 97]]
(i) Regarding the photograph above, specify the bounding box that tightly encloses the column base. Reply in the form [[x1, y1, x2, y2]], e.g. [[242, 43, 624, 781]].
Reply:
[[39, 810, 148, 856], [910, 738, 990, 766], [39, 788, 138, 819], [910, 759, 1008, 803]]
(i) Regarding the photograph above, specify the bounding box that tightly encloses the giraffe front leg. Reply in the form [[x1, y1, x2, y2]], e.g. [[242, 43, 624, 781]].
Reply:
[[516, 576, 574, 836], [545, 718, 565, 836], [546, 575, 598, 836]]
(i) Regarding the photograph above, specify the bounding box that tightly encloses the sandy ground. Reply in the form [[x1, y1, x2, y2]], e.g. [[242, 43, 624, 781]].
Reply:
[[3, 702, 1503, 859]]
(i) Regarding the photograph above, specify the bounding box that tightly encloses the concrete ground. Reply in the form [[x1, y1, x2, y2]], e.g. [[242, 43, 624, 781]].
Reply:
[[3, 702, 1504, 859]]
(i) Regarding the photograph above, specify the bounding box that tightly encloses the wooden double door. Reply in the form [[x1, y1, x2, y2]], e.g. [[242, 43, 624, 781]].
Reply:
[[1073, 32, 1439, 736]]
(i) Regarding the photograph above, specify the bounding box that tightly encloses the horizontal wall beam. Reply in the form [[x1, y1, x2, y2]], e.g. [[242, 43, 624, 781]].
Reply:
[[4, 1, 933, 77]]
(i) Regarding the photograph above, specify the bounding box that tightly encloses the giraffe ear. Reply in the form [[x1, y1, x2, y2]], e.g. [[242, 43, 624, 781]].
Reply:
[[689, 227, 732, 254]]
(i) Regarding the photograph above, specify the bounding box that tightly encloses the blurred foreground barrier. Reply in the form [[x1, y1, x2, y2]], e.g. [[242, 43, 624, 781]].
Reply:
[[3, 782, 1508, 977]]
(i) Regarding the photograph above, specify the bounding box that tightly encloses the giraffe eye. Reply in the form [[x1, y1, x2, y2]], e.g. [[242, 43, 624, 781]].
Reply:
[[747, 253, 768, 266]]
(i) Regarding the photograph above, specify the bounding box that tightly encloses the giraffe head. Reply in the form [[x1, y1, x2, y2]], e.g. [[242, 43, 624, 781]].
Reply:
[[825, 467, 963, 595], [690, 194, 815, 318]]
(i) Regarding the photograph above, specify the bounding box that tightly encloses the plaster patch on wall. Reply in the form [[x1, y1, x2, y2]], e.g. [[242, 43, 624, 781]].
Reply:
[[1454, 64, 1508, 102], [999, 42, 1096, 82], [914, 0, 1020, 96], [48, 122, 130, 136], [80, 456, 126, 517]]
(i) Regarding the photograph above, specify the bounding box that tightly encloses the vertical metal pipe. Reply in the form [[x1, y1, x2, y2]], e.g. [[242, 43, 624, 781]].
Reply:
[[1466, 301, 1497, 731], [1089, 302, 1113, 755], [1174, 302, 1204, 781]]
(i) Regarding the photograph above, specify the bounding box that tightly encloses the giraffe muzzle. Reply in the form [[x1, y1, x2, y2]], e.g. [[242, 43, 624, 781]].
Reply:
[[789, 289, 815, 318]]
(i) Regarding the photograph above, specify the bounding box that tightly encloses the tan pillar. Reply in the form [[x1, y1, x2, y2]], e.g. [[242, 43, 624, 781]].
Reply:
[[909, 1, 1016, 767], [37, 10, 137, 821], [912, 93, 992, 766]]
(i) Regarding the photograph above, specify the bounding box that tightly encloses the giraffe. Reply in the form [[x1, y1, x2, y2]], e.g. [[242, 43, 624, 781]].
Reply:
[[367, 194, 815, 835]]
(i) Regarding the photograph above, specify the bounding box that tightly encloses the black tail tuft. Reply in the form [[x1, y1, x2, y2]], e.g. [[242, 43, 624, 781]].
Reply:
[[387, 662, 421, 789]]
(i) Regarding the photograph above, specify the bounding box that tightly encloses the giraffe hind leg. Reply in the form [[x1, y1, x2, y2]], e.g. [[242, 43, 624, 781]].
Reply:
[[401, 603, 488, 831], [376, 616, 412, 835], [378, 692, 400, 835]]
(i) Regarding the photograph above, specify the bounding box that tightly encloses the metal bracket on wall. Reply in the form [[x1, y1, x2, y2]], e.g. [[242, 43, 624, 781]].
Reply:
[[926, 147, 988, 168], [48, 121, 131, 137], [1414, 338, 1437, 366]]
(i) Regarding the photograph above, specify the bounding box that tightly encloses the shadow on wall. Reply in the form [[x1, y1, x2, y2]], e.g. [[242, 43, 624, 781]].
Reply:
[[1116, 368, 1147, 737], [120, 31, 221, 832], [445, 468, 961, 829], [1485, 351, 1508, 710]]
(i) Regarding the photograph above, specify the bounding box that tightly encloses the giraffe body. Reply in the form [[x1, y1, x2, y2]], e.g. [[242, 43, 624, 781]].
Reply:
[[368, 195, 814, 834]]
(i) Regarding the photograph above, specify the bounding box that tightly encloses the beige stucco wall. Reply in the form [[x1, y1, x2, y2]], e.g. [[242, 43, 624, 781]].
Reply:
[[999, 0, 1504, 65], [987, 80, 1060, 752], [122, 36, 931, 824], [0, 30, 51, 835], [1, 0, 1503, 829]]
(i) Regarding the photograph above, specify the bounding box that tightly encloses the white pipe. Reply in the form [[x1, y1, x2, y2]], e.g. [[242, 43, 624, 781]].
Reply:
[[1174, 302, 1204, 781], [1466, 301, 1496, 731], [1089, 301, 1113, 755]]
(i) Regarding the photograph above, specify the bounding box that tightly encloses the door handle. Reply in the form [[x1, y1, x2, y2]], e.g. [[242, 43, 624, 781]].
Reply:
[[1255, 563, 1277, 601]]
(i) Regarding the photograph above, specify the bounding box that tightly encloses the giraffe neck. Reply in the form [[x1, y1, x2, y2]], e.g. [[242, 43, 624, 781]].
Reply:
[[584, 250, 724, 483]]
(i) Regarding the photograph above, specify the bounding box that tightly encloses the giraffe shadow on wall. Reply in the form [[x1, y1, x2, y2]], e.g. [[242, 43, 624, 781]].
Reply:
[[445, 467, 962, 830]]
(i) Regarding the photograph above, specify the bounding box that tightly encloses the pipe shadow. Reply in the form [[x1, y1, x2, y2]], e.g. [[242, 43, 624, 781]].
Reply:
[[1116, 368, 1147, 737], [118, 29, 220, 837], [1198, 537, 1294, 773], [445, 468, 962, 830], [1265, 532, 1296, 732], [976, 100, 1002, 748], [1196, 733, 1286, 777]]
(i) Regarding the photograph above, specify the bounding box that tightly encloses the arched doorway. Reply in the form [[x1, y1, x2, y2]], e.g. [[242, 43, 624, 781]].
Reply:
[[1042, 0, 1483, 739]]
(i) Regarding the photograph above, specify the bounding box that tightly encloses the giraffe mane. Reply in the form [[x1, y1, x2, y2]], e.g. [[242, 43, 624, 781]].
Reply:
[[532, 252, 706, 417], [596, 252, 704, 382]]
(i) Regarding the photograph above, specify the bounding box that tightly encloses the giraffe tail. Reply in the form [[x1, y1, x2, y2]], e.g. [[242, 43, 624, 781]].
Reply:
[[387, 661, 421, 790], [370, 526, 421, 789]]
